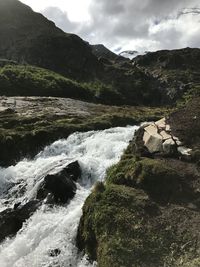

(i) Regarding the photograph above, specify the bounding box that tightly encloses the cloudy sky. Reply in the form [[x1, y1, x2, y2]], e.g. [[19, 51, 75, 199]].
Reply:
[[20, 0, 200, 53]]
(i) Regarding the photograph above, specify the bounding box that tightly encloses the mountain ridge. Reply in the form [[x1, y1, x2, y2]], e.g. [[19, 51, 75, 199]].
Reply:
[[0, 0, 200, 107]]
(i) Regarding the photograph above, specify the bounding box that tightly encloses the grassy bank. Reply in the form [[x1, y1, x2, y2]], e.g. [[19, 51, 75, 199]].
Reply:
[[77, 98, 200, 267]]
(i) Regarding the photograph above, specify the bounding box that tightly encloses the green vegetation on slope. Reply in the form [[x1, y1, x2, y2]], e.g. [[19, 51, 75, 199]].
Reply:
[[0, 64, 92, 100], [0, 64, 125, 104]]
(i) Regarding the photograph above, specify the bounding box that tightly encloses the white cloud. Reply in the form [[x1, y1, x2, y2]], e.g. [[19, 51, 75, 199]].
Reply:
[[19, 0, 200, 53], [20, 0, 92, 21]]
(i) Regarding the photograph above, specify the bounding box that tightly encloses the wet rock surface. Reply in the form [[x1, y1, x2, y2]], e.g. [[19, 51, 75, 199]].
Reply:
[[0, 200, 40, 242], [0, 161, 81, 242], [37, 161, 81, 203]]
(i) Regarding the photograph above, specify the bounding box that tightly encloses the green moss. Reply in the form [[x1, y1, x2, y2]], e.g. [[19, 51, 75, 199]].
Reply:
[[78, 146, 199, 266], [0, 64, 95, 101], [106, 158, 181, 203], [77, 184, 192, 267]]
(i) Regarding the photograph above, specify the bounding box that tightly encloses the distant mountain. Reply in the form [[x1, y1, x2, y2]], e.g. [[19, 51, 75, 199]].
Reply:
[[91, 44, 127, 62], [133, 47, 200, 70]]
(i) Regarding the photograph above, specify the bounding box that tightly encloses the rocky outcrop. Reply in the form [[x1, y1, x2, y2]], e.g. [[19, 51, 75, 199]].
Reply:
[[37, 161, 81, 203], [0, 161, 81, 242], [143, 118, 192, 158]]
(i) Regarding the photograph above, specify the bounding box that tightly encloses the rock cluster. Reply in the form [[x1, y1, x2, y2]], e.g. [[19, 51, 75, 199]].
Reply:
[[143, 118, 192, 157], [0, 160, 81, 242]]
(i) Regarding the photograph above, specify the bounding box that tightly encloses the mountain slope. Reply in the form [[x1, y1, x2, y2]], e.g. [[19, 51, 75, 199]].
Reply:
[[0, 0, 99, 80], [133, 47, 200, 101], [91, 44, 126, 62], [0, 0, 200, 107]]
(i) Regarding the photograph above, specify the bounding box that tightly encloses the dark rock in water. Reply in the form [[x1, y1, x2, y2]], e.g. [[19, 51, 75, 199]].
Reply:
[[48, 248, 61, 257], [13, 202, 21, 210], [59, 161, 81, 182], [37, 161, 81, 203], [0, 200, 40, 242], [43, 174, 76, 203]]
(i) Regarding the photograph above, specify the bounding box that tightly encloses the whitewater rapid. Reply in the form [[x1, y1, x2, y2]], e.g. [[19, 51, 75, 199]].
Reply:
[[0, 126, 138, 267]]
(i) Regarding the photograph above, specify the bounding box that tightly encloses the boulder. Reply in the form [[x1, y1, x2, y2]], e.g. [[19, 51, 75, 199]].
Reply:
[[36, 161, 81, 203], [144, 124, 158, 136], [143, 130, 163, 153], [0, 200, 40, 242]]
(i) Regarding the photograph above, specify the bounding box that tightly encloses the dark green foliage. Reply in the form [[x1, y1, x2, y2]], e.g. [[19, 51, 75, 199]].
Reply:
[[77, 184, 195, 267], [106, 158, 182, 203], [0, 65, 94, 100]]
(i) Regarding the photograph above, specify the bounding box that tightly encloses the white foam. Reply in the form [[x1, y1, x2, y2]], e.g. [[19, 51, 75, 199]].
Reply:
[[0, 126, 138, 267]]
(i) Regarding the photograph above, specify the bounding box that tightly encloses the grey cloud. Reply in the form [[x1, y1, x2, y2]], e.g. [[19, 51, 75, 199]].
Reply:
[[41, 0, 200, 53], [177, 7, 200, 18], [42, 7, 78, 33]]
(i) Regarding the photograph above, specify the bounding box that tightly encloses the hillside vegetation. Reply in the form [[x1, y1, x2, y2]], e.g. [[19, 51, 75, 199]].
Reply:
[[1, 1, 200, 107], [0, 63, 125, 104]]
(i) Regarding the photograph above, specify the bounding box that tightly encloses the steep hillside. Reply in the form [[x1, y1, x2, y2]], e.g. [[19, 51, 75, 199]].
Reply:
[[0, 0, 99, 80], [91, 44, 126, 62], [133, 48, 200, 102], [0, 0, 200, 106]]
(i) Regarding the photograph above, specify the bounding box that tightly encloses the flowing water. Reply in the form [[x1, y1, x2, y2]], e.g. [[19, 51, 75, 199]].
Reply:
[[0, 126, 138, 267]]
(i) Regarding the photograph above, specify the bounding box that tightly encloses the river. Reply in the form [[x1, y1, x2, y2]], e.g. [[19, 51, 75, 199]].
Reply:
[[0, 125, 138, 267]]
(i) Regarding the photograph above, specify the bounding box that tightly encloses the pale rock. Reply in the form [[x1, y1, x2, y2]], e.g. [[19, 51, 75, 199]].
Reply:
[[143, 130, 163, 153], [155, 118, 166, 129], [175, 140, 183, 146], [178, 146, 192, 156], [160, 130, 171, 140], [165, 124, 171, 132], [162, 138, 176, 154], [145, 124, 158, 135], [142, 117, 192, 156], [140, 121, 152, 127], [0, 107, 9, 112]]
